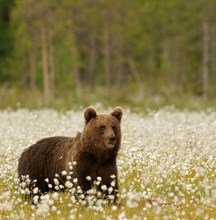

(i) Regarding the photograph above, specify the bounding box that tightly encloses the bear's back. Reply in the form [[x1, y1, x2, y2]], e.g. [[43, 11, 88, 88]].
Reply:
[[18, 136, 75, 187]]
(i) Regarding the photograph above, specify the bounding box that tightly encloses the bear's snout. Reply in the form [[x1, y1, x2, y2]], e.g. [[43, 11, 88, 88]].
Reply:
[[109, 136, 116, 144], [104, 135, 116, 150]]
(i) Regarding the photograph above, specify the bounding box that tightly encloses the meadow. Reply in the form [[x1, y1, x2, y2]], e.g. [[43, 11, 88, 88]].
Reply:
[[0, 106, 215, 219]]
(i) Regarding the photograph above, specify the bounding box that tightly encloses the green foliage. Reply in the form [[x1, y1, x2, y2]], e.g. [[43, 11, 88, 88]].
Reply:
[[0, 0, 15, 81], [0, 0, 216, 109]]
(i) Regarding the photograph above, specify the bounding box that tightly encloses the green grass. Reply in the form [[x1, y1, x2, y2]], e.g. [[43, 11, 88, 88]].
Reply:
[[0, 86, 216, 111]]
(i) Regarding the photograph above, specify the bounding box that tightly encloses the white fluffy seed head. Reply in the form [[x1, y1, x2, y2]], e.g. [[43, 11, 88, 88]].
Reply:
[[97, 177, 102, 181], [66, 175, 72, 180], [73, 178, 78, 184], [61, 170, 67, 176], [86, 176, 91, 181], [108, 187, 113, 194], [101, 185, 107, 191], [72, 161, 77, 166], [33, 187, 39, 194], [20, 182, 26, 189], [65, 181, 73, 188], [54, 178, 59, 186], [111, 180, 116, 187]]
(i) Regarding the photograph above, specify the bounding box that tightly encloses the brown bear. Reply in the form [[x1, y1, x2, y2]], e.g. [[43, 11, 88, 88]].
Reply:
[[18, 107, 123, 203]]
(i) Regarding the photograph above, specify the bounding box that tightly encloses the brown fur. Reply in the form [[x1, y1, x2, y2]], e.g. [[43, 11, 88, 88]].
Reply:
[[18, 107, 123, 202]]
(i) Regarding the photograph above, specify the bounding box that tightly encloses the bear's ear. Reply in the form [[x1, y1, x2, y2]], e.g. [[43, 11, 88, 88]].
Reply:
[[110, 106, 123, 122], [84, 107, 97, 124]]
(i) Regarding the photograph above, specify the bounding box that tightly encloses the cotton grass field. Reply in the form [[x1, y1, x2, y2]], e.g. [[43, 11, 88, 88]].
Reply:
[[0, 106, 215, 220]]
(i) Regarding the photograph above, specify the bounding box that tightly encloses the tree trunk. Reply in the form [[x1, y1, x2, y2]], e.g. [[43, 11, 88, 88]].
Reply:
[[40, 24, 50, 107], [210, 25, 216, 94], [116, 59, 128, 96], [29, 47, 36, 89], [86, 30, 96, 89], [70, 11, 82, 96], [48, 30, 55, 98], [128, 58, 144, 99], [104, 3, 112, 93], [71, 30, 82, 96], [202, 22, 209, 98]]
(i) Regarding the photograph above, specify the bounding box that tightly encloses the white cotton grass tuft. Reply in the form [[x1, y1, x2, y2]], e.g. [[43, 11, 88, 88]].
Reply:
[[61, 170, 67, 176], [86, 176, 92, 181]]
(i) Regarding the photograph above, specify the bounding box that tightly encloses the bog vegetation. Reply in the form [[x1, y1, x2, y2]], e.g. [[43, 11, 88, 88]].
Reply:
[[0, 107, 215, 219]]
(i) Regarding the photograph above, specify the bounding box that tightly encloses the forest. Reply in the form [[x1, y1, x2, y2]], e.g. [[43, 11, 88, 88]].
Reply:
[[0, 0, 216, 109]]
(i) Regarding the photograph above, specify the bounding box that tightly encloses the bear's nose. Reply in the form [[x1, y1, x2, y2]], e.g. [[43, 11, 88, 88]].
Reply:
[[109, 136, 116, 144]]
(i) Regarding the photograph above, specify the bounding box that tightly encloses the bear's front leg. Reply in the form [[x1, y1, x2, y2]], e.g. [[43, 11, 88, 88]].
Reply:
[[72, 163, 92, 200], [97, 161, 119, 203]]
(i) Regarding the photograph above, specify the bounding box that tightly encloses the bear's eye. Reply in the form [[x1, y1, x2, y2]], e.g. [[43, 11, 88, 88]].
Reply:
[[98, 125, 106, 130], [112, 125, 116, 130]]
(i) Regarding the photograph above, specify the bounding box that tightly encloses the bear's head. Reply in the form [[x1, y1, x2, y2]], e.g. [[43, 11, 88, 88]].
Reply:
[[81, 107, 123, 160]]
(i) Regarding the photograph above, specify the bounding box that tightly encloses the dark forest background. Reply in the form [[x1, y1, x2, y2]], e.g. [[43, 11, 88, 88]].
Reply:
[[1, 0, 216, 110]]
